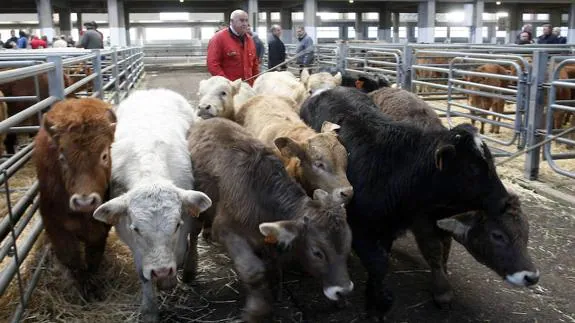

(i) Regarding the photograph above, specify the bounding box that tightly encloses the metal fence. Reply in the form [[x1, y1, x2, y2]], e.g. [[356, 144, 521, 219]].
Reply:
[[0, 46, 144, 322], [300, 42, 575, 180]]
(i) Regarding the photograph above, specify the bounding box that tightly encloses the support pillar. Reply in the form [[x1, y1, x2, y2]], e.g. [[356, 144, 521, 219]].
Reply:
[[265, 11, 271, 32], [508, 4, 521, 44], [108, 0, 127, 46], [407, 23, 416, 43], [355, 12, 364, 40], [340, 25, 348, 40], [59, 9, 72, 36], [76, 12, 83, 36], [36, 0, 55, 42], [248, 0, 258, 30], [377, 6, 392, 42], [470, 0, 484, 44], [569, 3, 575, 43], [124, 7, 131, 45], [550, 9, 562, 29], [135, 26, 145, 45], [280, 8, 293, 43], [417, 0, 435, 43], [303, 0, 317, 43], [224, 9, 233, 25], [392, 12, 400, 43], [488, 23, 497, 44]]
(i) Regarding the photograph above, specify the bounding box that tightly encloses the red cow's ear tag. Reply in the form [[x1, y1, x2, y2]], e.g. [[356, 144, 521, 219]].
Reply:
[[264, 235, 278, 245]]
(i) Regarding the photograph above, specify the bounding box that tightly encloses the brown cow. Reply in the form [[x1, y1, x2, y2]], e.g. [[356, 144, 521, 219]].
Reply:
[[0, 71, 76, 154], [186, 118, 354, 322], [368, 87, 445, 131], [415, 56, 449, 93], [34, 97, 116, 300], [0, 90, 7, 156], [235, 95, 353, 202], [465, 64, 510, 134]]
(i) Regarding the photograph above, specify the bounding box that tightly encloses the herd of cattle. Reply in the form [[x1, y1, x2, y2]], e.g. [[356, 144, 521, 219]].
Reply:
[[17, 65, 542, 323]]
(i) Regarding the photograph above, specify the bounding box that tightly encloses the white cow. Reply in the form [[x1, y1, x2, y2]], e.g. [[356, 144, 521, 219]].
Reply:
[[300, 68, 342, 95], [93, 88, 212, 323], [253, 71, 309, 109], [197, 76, 256, 120]]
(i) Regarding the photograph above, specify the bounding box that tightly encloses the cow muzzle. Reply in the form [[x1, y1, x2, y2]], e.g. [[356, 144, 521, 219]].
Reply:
[[333, 186, 354, 204], [151, 266, 177, 290], [197, 104, 215, 119], [323, 281, 354, 301], [69, 193, 102, 212], [505, 270, 540, 287]]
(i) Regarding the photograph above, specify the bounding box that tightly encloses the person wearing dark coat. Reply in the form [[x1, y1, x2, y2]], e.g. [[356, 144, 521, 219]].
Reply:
[[553, 27, 567, 44], [537, 24, 559, 44], [267, 24, 286, 70]]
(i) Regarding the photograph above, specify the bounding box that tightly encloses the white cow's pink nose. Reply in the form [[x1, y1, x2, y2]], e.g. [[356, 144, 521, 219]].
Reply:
[[151, 267, 174, 279]]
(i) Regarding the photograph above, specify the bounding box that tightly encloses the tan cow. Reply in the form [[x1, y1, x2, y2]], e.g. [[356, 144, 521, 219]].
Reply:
[[465, 64, 510, 134], [300, 68, 342, 96], [196, 76, 256, 120], [415, 56, 449, 93], [235, 95, 353, 203], [253, 71, 309, 108]]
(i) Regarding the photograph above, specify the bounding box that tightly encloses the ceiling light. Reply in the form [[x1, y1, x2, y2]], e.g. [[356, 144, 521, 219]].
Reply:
[[349, 0, 354, 3], [179, 0, 184, 2], [496, 1, 501, 4]]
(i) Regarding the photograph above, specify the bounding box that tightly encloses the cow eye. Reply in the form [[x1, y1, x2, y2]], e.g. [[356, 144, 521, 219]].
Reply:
[[130, 224, 140, 234], [490, 231, 507, 245], [175, 220, 183, 233], [220, 91, 227, 96], [101, 150, 109, 164], [312, 249, 324, 260], [58, 153, 66, 163]]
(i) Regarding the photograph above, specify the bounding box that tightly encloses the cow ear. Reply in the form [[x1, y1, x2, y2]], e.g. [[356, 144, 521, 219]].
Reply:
[[434, 144, 456, 171], [320, 121, 340, 134], [179, 189, 212, 217], [259, 220, 302, 247], [106, 109, 117, 131], [93, 195, 128, 225], [334, 72, 342, 85], [436, 211, 478, 242], [300, 69, 310, 84], [231, 79, 243, 96], [274, 137, 306, 160]]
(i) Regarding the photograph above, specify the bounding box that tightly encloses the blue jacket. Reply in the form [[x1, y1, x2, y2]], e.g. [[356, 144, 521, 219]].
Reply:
[[296, 33, 314, 65]]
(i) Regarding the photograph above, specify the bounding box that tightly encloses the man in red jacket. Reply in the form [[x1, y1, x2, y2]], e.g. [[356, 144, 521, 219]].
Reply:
[[207, 10, 259, 85]]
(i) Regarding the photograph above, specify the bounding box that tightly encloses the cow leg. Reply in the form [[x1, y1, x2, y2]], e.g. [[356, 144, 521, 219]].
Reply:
[[135, 251, 160, 323], [222, 231, 272, 322], [83, 229, 110, 301], [4, 134, 17, 155], [351, 232, 393, 321], [182, 216, 204, 283], [411, 219, 453, 308]]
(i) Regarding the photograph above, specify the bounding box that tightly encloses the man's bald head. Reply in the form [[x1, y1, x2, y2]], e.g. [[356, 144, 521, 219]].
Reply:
[[230, 10, 249, 36]]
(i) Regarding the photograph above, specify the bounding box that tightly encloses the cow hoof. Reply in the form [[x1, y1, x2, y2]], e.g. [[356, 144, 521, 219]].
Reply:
[[432, 289, 453, 309]]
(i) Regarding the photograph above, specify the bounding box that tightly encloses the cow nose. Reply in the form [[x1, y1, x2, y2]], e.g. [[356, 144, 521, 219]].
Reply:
[[323, 281, 354, 301], [524, 271, 540, 286], [70, 193, 102, 211], [199, 104, 211, 111], [334, 186, 354, 203], [151, 267, 174, 279]]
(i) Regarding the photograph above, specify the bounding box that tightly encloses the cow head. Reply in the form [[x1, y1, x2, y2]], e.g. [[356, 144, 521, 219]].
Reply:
[[437, 193, 539, 287], [93, 181, 212, 289], [301, 69, 342, 96], [354, 75, 391, 93], [43, 98, 116, 213], [274, 121, 353, 204], [197, 76, 242, 119], [259, 189, 353, 301]]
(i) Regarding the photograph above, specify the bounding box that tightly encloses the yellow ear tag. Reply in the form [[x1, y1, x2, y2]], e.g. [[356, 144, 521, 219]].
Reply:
[[264, 235, 278, 245]]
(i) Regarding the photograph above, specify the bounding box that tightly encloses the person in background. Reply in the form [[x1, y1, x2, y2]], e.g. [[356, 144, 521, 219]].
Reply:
[[53, 35, 68, 48], [247, 23, 265, 70], [217, 21, 227, 31], [295, 26, 314, 67], [30, 35, 47, 49], [17, 30, 28, 49], [537, 24, 559, 44], [3, 30, 18, 49], [77, 21, 104, 49], [553, 27, 567, 44], [267, 24, 286, 70], [517, 32, 533, 45], [515, 24, 533, 44], [206, 9, 259, 85]]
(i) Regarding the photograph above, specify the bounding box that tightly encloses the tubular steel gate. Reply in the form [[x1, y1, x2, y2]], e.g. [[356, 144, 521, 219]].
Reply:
[[0, 47, 144, 322]]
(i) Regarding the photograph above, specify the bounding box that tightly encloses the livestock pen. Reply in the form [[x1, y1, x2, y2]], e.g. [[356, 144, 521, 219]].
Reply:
[[0, 44, 574, 323]]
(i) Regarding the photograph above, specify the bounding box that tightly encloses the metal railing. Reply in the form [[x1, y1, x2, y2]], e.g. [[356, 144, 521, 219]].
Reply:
[[0, 46, 144, 322]]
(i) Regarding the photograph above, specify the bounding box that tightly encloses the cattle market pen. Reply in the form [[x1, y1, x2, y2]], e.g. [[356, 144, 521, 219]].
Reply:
[[1, 45, 575, 322]]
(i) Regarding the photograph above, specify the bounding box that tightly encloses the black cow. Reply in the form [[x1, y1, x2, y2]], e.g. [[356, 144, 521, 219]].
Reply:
[[317, 67, 390, 93], [300, 86, 539, 320]]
